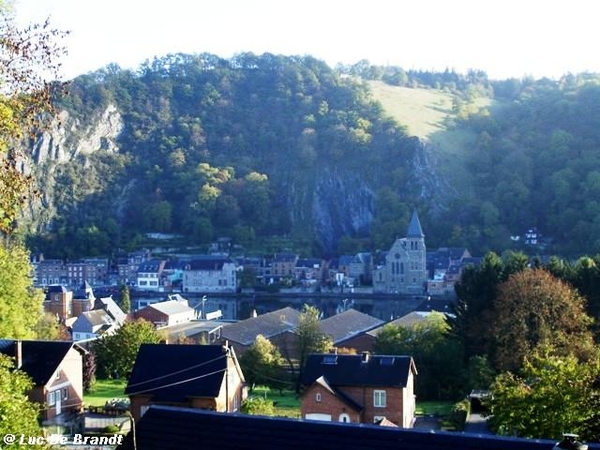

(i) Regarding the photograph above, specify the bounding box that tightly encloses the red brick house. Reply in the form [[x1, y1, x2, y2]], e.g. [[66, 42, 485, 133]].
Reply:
[[300, 352, 417, 428], [125, 343, 247, 421], [0, 339, 86, 422]]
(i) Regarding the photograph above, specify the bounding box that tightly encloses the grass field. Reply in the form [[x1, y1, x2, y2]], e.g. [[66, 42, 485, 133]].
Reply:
[[84, 379, 127, 407], [367, 80, 496, 194], [249, 386, 301, 418], [416, 400, 454, 417]]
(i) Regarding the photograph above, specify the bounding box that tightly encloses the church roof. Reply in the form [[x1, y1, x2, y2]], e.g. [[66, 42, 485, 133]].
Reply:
[[406, 210, 424, 238]]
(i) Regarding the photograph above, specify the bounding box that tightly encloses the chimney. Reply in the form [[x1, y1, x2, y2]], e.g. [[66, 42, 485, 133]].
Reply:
[[14, 340, 22, 369], [361, 351, 370, 363]]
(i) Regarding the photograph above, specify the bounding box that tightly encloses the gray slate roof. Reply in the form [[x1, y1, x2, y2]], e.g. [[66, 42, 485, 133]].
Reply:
[[220, 306, 301, 346], [367, 311, 431, 337], [319, 309, 383, 344], [148, 298, 194, 316], [406, 209, 425, 238]]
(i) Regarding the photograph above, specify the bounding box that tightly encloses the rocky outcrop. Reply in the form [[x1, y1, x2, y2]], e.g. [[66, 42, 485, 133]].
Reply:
[[32, 104, 123, 165], [312, 167, 374, 250]]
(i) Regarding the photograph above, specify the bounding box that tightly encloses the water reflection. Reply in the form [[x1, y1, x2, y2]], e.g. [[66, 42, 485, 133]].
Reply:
[[133, 293, 430, 322]]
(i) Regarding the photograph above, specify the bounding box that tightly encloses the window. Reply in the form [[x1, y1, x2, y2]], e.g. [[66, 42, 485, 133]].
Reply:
[[373, 390, 386, 408], [339, 413, 350, 423], [63, 388, 68, 400], [315, 393, 322, 403], [48, 391, 55, 406]]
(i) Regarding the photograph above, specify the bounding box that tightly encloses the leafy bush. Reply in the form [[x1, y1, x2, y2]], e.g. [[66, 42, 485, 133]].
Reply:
[[241, 397, 276, 416], [103, 425, 120, 433], [447, 399, 470, 431]]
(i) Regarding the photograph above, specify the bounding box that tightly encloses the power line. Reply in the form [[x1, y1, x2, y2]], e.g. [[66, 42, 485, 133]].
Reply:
[[127, 367, 228, 396], [126, 353, 227, 389]]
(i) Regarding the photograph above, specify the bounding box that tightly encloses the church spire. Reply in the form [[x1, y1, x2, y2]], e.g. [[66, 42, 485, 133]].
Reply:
[[406, 209, 424, 238]]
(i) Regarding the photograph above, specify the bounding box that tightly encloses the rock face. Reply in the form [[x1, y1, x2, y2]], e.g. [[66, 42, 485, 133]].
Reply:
[[311, 167, 375, 250], [32, 105, 123, 165], [25, 103, 451, 252]]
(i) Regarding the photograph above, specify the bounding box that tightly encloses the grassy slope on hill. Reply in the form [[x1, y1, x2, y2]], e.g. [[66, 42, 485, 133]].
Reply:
[[367, 80, 494, 195]]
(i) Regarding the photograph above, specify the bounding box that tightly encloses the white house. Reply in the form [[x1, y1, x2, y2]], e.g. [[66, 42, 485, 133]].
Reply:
[[182, 257, 237, 293]]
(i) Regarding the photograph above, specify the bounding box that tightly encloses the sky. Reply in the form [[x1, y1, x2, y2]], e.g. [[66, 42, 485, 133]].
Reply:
[[12, 0, 600, 81]]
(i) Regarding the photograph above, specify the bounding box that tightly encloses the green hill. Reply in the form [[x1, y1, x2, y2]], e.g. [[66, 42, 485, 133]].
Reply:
[[367, 81, 495, 192]]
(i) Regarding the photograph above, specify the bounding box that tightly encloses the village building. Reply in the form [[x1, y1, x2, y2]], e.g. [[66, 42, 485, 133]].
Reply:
[[373, 210, 427, 294]]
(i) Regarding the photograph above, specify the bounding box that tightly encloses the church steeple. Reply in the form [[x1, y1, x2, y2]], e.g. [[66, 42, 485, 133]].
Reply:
[[406, 209, 424, 238]]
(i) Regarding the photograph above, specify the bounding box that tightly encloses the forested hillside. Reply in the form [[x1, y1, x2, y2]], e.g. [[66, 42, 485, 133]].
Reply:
[[21, 54, 600, 259]]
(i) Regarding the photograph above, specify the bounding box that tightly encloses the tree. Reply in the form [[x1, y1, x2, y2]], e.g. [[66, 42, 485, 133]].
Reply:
[[83, 350, 97, 394], [295, 305, 332, 390], [0, 243, 44, 338], [239, 334, 287, 392], [0, 9, 67, 235], [488, 348, 600, 441], [374, 312, 465, 400], [33, 311, 69, 340], [119, 284, 131, 314], [93, 319, 162, 379], [492, 268, 595, 372], [0, 354, 43, 448], [449, 252, 504, 360]]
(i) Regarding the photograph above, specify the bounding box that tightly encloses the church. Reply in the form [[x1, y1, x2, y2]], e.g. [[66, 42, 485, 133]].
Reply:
[[372, 210, 427, 294]]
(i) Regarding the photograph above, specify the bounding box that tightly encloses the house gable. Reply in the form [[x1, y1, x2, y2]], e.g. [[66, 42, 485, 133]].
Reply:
[[300, 353, 417, 427], [0, 340, 85, 421], [125, 343, 246, 420]]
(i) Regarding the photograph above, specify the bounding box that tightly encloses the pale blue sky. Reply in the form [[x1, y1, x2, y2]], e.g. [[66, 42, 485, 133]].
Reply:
[[13, 0, 600, 81]]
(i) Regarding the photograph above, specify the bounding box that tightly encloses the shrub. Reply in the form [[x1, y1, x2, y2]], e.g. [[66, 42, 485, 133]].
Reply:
[[447, 399, 470, 431]]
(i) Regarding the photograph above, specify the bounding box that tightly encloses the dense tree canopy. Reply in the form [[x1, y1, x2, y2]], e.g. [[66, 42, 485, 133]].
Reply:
[[488, 348, 600, 441], [93, 319, 163, 379], [492, 268, 594, 372], [239, 334, 288, 392], [374, 312, 465, 400], [0, 354, 43, 449]]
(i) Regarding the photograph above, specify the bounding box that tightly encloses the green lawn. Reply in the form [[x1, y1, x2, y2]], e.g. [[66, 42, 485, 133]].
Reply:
[[85, 379, 127, 407], [250, 386, 301, 418], [416, 401, 454, 417]]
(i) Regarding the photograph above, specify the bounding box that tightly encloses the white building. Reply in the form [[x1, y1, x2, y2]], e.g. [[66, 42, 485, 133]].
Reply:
[[182, 256, 237, 293]]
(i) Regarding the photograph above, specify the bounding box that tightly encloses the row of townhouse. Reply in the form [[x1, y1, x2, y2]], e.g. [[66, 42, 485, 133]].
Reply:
[[33, 257, 111, 287], [31, 211, 480, 295]]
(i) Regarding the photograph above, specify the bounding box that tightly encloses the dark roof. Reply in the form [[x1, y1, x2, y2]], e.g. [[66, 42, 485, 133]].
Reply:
[[187, 257, 232, 271], [319, 309, 383, 344], [220, 306, 301, 346], [46, 284, 69, 294], [0, 340, 82, 385], [338, 255, 354, 266], [273, 253, 298, 263], [406, 209, 425, 238], [125, 344, 231, 401], [116, 405, 572, 450], [300, 353, 416, 388]]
